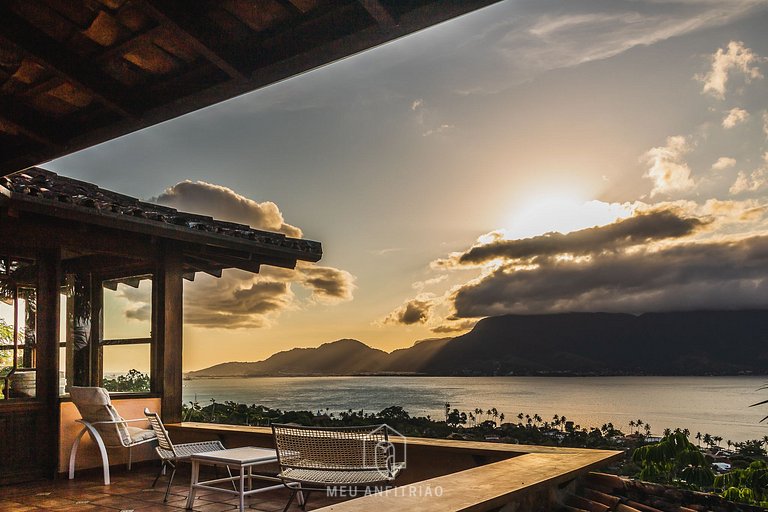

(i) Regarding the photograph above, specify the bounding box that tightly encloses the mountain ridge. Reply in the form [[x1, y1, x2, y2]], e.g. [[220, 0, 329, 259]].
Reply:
[[186, 311, 768, 378]]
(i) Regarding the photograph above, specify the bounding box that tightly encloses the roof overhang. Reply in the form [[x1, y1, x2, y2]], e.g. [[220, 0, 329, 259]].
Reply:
[[0, 0, 503, 176]]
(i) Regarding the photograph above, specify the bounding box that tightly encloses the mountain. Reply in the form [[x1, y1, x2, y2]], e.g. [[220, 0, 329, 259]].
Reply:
[[187, 311, 768, 378], [187, 339, 389, 377]]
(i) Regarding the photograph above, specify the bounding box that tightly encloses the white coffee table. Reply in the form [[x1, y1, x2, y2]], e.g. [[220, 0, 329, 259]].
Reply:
[[185, 446, 299, 511]]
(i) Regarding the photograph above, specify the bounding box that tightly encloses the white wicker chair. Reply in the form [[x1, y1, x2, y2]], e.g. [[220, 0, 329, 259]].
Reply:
[[68, 386, 157, 485], [272, 424, 404, 511], [144, 408, 234, 502]]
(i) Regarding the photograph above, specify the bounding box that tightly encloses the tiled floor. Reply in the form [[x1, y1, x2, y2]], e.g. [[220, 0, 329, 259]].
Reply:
[[0, 465, 346, 512]]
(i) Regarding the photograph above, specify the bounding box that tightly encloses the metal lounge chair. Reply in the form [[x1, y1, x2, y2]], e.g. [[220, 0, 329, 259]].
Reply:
[[271, 423, 404, 512], [68, 386, 157, 485], [144, 408, 235, 502]]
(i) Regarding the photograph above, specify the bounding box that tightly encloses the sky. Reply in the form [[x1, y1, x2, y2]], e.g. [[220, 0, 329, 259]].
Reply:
[[47, 0, 768, 372]]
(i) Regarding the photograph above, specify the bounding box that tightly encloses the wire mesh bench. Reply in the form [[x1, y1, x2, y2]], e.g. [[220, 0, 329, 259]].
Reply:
[[272, 423, 404, 511]]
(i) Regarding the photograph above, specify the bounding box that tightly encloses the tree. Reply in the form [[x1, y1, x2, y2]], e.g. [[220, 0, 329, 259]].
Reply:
[[103, 369, 150, 392], [714, 460, 768, 507], [695, 432, 702, 447], [632, 432, 714, 489]]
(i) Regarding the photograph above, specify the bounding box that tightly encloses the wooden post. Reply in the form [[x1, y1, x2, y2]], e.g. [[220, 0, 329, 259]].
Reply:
[[35, 248, 61, 477], [90, 278, 103, 387], [155, 243, 183, 423]]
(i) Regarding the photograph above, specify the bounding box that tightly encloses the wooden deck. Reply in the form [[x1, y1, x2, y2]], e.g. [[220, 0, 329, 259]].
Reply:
[[0, 464, 346, 512]]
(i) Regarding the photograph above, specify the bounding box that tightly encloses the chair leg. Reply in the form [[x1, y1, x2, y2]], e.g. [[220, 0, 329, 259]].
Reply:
[[282, 488, 297, 512], [164, 466, 177, 503], [300, 490, 311, 511], [68, 427, 88, 480], [152, 462, 166, 488], [127, 446, 132, 471]]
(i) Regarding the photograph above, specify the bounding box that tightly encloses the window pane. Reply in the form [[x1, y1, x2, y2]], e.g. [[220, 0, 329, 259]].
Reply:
[[17, 287, 36, 368], [102, 344, 151, 393], [103, 279, 152, 340]]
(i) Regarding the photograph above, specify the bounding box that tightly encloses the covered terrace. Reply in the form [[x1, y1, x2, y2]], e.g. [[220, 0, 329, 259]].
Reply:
[[1, 1, 623, 510]]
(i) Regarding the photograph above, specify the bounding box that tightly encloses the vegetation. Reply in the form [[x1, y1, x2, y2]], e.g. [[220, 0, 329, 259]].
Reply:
[[103, 369, 150, 392], [714, 460, 768, 507], [632, 432, 714, 489]]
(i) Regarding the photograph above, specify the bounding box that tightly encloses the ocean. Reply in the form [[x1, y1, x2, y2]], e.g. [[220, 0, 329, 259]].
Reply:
[[182, 375, 768, 443]]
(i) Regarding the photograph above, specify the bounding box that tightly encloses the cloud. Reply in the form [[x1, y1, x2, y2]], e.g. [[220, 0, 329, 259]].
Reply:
[[297, 264, 356, 304], [411, 99, 424, 111], [149, 181, 355, 328], [449, 232, 768, 318], [696, 41, 763, 99], [412, 275, 448, 291], [722, 107, 750, 128], [400, 200, 768, 323], [422, 124, 456, 137], [154, 180, 302, 237], [643, 136, 696, 196], [431, 319, 477, 334], [712, 157, 737, 171], [729, 152, 768, 195], [473, 5, 764, 92], [384, 297, 434, 325], [763, 111, 768, 139], [437, 209, 708, 268], [180, 271, 295, 329]]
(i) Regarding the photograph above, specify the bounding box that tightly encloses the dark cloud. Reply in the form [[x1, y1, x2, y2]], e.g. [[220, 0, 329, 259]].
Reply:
[[183, 273, 293, 329], [456, 209, 708, 265], [154, 181, 302, 237], [298, 265, 355, 303], [431, 319, 477, 334], [451, 234, 768, 317], [385, 298, 434, 325]]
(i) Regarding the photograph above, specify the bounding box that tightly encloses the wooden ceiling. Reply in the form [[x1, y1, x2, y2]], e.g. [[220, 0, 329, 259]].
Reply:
[[0, 0, 502, 176]]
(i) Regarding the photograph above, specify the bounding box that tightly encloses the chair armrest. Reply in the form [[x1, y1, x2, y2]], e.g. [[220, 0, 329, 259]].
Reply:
[[78, 418, 150, 426]]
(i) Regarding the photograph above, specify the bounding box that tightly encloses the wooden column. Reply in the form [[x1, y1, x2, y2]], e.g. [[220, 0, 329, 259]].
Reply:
[[154, 243, 184, 423], [36, 248, 61, 478]]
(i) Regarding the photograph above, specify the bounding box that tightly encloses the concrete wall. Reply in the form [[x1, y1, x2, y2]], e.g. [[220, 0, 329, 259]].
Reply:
[[59, 397, 161, 474]]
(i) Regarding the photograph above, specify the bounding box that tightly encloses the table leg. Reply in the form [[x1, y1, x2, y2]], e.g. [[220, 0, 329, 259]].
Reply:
[[248, 465, 252, 491], [186, 460, 199, 510], [239, 466, 245, 512]]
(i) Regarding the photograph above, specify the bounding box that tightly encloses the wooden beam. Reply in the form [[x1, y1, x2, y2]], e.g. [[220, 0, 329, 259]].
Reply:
[[137, 0, 246, 80], [0, 96, 61, 148], [357, 0, 396, 27], [0, 5, 135, 118]]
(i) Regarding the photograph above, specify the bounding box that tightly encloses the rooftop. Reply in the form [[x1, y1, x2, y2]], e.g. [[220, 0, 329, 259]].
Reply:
[[0, 0, 502, 176], [1, 167, 320, 273]]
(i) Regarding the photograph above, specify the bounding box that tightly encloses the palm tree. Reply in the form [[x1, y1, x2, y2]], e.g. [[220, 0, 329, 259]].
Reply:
[[499, 413, 505, 423], [726, 439, 733, 450], [533, 413, 542, 425], [644, 423, 652, 436], [713, 435, 723, 448], [445, 402, 451, 422], [468, 412, 475, 426], [703, 433, 712, 447], [664, 428, 672, 437], [629, 420, 636, 433], [695, 432, 702, 446], [762, 435, 768, 449]]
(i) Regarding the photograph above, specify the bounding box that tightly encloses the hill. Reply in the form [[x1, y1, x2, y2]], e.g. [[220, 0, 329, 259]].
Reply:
[[186, 311, 768, 377]]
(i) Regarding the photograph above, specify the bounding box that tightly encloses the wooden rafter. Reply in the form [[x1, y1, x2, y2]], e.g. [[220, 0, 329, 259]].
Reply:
[[357, 0, 396, 27], [0, 95, 60, 148], [137, 0, 246, 80], [0, 4, 135, 118]]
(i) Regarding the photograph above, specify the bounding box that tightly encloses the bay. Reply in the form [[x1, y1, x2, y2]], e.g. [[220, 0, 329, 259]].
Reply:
[[182, 376, 768, 443]]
